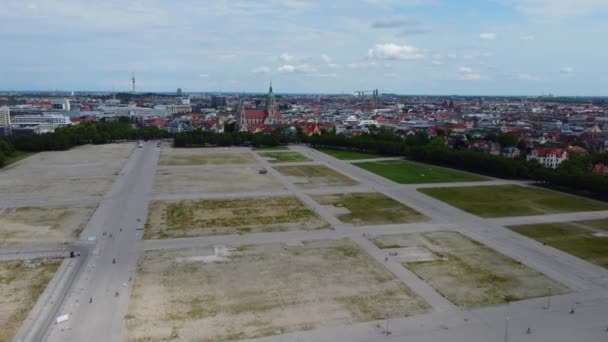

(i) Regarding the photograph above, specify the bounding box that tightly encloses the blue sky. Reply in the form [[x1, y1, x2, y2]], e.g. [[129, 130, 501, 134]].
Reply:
[[1, 0, 607, 95]]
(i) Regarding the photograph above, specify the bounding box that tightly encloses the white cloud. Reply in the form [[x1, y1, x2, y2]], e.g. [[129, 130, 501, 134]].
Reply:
[[479, 33, 497, 40], [459, 73, 482, 80], [278, 64, 317, 74], [252, 66, 271, 74], [279, 53, 294, 62], [560, 66, 575, 74], [507, 0, 608, 18], [457, 66, 481, 80], [321, 54, 332, 64], [347, 61, 377, 69], [447, 53, 458, 59], [432, 60, 443, 65], [521, 35, 535, 41], [371, 17, 418, 28], [199, 73, 209, 78], [277, 0, 315, 10], [278, 64, 295, 73], [368, 43, 424, 60], [515, 73, 540, 81]]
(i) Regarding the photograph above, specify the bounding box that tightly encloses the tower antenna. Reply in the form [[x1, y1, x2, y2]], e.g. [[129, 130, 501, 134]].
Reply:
[[132, 72, 136, 93]]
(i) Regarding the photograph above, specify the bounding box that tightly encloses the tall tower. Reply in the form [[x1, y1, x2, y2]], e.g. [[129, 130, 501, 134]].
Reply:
[[235, 97, 247, 132], [132, 72, 136, 93], [264, 82, 277, 125]]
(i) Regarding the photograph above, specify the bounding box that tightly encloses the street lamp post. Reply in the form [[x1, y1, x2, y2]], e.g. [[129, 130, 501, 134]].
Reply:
[[504, 317, 510, 342]]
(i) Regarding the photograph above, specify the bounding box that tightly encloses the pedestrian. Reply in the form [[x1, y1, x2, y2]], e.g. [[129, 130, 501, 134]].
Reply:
[[120, 228, 122, 232], [385, 257, 388, 262], [526, 327, 531, 334], [570, 308, 575, 314], [89, 297, 92, 304], [112, 258, 116, 264]]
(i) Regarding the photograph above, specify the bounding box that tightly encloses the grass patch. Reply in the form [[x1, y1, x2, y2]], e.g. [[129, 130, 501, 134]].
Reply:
[[419, 185, 608, 218], [158, 152, 256, 166], [258, 151, 311, 163], [315, 148, 383, 160], [509, 219, 608, 269], [371, 231, 567, 307], [252, 146, 289, 151], [145, 196, 327, 239], [355, 160, 488, 184], [313, 192, 426, 225], [2, 151, 35, 168], [274, 165, 358, 188]]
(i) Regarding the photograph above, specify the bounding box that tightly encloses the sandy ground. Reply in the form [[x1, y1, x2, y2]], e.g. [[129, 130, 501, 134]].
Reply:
[[126, 240, 429, 341], [0, 143, 133, 202], [154, 166, 284, 194], [0, 206, 95, 247], [159, 147, 256, 166], [145, 197, 327, 239], [0, 258, 61, 342], [372, 231, 567, 307]]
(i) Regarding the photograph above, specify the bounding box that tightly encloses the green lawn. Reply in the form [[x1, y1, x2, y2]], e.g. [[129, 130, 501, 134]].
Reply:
[[355, 160, 488, 184], [509, 220, 608, 269], [419, 185, 608, 218], [258, 151, 311, 163], [252, 146, 289, 151], [312, 192, 426, 225], [315, 148, 383, 160], [2, 151, 34, 168]]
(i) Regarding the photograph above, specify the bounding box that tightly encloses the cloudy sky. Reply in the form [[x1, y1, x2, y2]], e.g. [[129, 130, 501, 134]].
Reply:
[[1, 0, 607, 95]]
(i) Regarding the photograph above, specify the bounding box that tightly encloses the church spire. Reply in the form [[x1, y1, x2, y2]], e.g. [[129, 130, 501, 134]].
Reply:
[[269, 81, 273, 95]]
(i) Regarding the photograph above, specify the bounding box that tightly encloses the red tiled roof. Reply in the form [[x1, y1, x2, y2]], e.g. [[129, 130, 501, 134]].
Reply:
[[244, 110, 267, 120]]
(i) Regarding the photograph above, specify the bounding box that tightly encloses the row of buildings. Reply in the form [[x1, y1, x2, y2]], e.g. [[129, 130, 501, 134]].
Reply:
[[2, 86, 608, 170]]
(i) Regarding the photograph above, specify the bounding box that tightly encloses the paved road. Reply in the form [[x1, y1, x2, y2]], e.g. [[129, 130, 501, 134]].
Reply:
[[45, 141, 159, 342]]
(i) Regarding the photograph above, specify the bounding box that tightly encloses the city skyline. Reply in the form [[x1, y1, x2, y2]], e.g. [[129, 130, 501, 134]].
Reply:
[[1, 0, 608, 95]]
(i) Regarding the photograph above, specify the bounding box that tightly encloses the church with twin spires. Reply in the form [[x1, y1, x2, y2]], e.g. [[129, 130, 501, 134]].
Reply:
[[235, 83, 282, 132]]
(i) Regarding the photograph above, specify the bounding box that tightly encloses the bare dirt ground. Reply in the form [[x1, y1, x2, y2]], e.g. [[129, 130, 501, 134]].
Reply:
[[0, 258, 61, 342], [0, 206, 95, 247], [159, 147, 256, 166], [372, 231, 567, 307], [0, 143, 133, 202], [154, 166, 284, 194], [145, 197, 327, 239], [126, 240, 429, 342]]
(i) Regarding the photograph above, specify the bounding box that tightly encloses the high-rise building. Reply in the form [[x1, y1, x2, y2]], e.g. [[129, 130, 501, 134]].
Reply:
[[50, 98, 71, 111], [0, 106, 10, 136], [211, 95, 227, 109]]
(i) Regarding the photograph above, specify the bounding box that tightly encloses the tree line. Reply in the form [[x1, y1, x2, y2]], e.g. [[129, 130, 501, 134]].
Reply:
[[0, 118, 169, 167], [306, 130, 608, 201]]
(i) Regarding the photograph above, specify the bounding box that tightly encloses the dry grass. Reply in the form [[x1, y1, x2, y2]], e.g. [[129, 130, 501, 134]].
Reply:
[[145, 197, 327, 239], [312, 192, 426, 225], [372, 231, 567, 307], [0, 206, 94, 247], [154, 166, 284, 194], [0, 258, 61, 342], [126, 240, 429, 341], [274, 165, 358, 188], [159, 151, 256, 166]]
